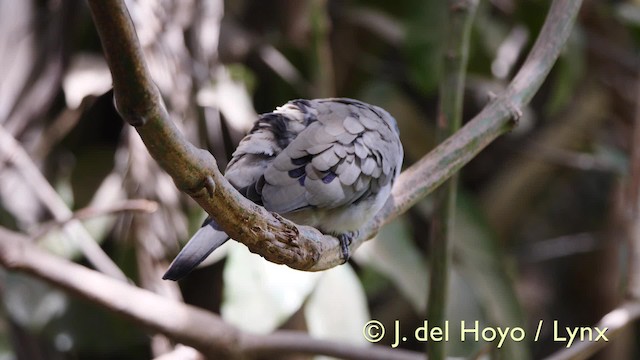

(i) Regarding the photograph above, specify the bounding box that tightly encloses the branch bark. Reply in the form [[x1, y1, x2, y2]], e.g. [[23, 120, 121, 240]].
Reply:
[[87, 0, 337, 271], [0, 0, 584, 358], [87, 0, 584, 272], [376, 0, 583, 229]]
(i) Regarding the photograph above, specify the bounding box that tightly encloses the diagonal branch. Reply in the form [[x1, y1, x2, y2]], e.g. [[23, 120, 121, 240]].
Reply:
[[372, 0, 583, 229], [0, 0, 583, 358], [87, 0, 336, 271], [0, 226, 422, 360], [86, 0, 582, 271], [0, 124, 127, 281]]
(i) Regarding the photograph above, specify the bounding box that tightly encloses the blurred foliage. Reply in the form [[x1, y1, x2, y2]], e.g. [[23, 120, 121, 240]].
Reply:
[[0, 0, 639, 359]]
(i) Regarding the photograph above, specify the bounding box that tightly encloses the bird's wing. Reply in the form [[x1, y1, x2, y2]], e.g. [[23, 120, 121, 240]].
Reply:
[[260, 98, 403, 214]]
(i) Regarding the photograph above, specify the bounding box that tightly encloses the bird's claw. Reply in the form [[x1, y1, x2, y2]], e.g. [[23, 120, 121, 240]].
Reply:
[[338, 232, 357, 264]]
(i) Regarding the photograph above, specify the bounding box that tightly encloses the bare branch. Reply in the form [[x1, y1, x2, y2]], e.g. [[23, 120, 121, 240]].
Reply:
[[544, 301, 640, 360], [87, 0, 339, 271], [30, 199, 158, 239], [0, 124, 127, 281], [86, 0, 584, 272], [0, 227, 422, 360], [373, 0, 583, 229], [427, 0, 478, 359]]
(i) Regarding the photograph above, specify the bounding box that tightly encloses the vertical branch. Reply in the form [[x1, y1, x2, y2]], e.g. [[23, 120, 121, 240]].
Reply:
[[627, 77, 640, 300], [426, 1, 478, 359], [310, 0, 335, 97]]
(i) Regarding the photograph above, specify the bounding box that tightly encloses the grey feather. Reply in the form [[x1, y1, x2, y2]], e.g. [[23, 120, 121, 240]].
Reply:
[[164, 98, 403, 280], [163, 220, 229, 281]]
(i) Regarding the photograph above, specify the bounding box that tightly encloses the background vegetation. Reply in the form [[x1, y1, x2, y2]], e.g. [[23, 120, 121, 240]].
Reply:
[[0, 0, 638, 359]]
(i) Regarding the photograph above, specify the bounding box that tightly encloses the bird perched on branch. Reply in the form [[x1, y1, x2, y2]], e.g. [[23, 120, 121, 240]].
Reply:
[[163, 98, 403, 281]]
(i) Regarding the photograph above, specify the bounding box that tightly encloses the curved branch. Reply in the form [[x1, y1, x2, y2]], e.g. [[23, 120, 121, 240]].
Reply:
[[372, 0, 583, 229], [87, 0, 583, 271], [0, 227, 421, 360], [87, 0, 336, 271]]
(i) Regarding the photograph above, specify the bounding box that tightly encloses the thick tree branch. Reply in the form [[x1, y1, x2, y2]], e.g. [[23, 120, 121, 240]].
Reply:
[[87, 0, 582, 271], [0, 227, 421, 360], [87, 0, 337, 271]]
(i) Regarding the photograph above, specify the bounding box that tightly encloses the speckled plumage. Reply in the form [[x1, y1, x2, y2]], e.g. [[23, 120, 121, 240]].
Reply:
[[163, 98, 403, 281]]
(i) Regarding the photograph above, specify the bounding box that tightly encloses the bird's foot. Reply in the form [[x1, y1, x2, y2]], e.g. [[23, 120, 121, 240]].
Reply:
[[337, 231, 357, 264]]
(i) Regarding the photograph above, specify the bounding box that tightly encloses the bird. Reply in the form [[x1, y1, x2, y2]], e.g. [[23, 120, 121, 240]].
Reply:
[[163, 98, 403, 281]]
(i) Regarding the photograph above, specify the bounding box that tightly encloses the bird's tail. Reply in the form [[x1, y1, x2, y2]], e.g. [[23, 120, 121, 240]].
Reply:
[[162, 220, 229, 281]]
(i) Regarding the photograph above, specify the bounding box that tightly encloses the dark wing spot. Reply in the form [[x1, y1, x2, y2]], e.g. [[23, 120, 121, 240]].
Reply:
[[238, 179, 265, 205], [288, 166, 306, 178], [322, 172, 337, 184], [292, 154, 313, 166]]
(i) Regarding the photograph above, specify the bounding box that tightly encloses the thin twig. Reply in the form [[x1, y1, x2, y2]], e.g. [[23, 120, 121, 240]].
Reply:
[[427, 1, 478, 359], [30, 199, 158, 240], [0, 226, 423, 360], [544, 301, 640, 360], [87, 0, 584, 272], [0, 125, 127, 281], [258, 45, 313, 95], [481, 83, 609, 239]]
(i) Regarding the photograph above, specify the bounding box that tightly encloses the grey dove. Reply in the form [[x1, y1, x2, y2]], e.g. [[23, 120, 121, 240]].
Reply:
[[163, 98, 403, 281]]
